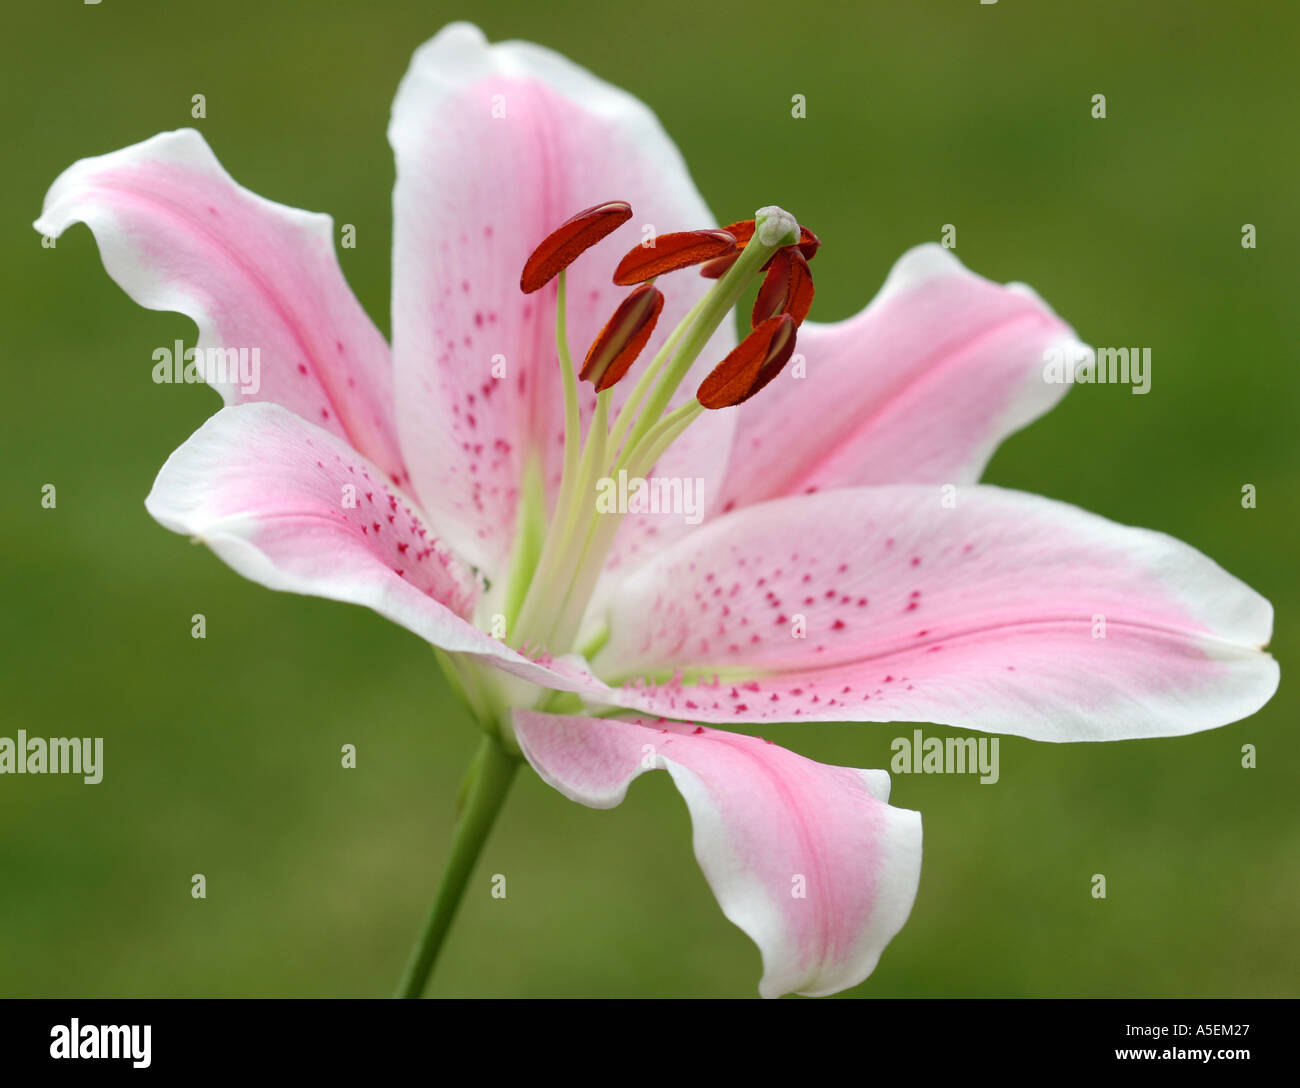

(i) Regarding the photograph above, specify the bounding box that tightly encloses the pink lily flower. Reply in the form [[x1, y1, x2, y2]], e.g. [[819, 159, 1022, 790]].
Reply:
[[36, 22, 1277, 998]]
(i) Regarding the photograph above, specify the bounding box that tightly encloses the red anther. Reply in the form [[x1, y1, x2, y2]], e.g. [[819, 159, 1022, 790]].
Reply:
[[784, 249, 815, 324], [698, 251, 741, 279], [752, 249, 789, 324], [752, 247, 815, 328], [697, 315, 797, 409], [580, 285, 665, 391], [720, 218, 819, 263], [520, 201, 633, 294], [612, 230, 736, 285], [721, 219, 757, 246], [796, 226, 820, 262]]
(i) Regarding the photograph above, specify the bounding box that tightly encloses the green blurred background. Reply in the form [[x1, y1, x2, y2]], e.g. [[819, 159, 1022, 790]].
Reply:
[[2, 0, 1296, 997]]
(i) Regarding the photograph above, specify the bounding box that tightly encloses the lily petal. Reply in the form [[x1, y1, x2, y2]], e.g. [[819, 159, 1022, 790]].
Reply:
[[590, 486, 1278, 740], [388, 22, 735, 576], [34, 128, 405, 482], [145, 402, 612, 697], [716, 245, 1085, 511], [514, 711, 922, 998]]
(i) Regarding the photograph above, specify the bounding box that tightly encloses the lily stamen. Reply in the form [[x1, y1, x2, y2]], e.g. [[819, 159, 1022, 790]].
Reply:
[[520, 200, 633, 293], [510, 203, 817, 655], [612, 229, 737, 285], [752, 247, 815, 327], [698, 314, 798, 409], [580, 284, 665, 391]]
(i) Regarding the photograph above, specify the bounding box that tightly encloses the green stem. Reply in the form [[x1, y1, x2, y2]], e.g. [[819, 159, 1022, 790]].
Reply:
[[395, 732, 519, 998]]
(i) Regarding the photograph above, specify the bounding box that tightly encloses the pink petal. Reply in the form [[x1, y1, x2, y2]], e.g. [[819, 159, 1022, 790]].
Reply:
[[715, 245, 1086, 511], [144, 402, 613, 698], [589, 486, 1278, 740], [388, 22, 735, 575], [35, 129, 406, 483], [514, 711, 922, 998]]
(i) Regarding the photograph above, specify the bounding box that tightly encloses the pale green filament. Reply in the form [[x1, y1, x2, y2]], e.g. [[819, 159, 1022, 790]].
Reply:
[[509, 270, 582, 646]]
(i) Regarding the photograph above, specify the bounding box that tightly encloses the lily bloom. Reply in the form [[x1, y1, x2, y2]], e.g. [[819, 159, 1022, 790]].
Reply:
[[36, 22, 1277, 998]]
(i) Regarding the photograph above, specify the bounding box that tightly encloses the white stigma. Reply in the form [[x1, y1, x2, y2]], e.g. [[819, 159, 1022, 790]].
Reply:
[[754, 205, 800, 247]]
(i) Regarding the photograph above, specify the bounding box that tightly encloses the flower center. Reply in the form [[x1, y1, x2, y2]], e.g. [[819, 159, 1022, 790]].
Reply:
[[503, 203, 819, 661]]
